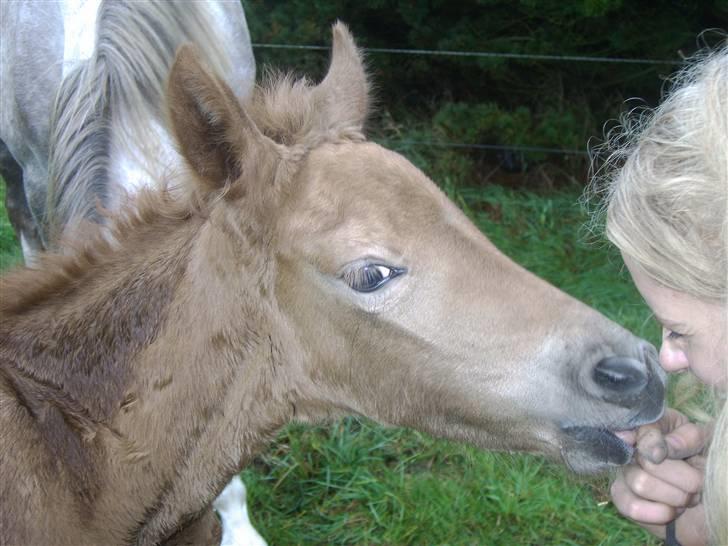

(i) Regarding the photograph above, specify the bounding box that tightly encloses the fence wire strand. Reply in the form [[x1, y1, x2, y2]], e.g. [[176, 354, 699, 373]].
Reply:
[[385, 140, 590, 156], [252, 43, 683, 65]]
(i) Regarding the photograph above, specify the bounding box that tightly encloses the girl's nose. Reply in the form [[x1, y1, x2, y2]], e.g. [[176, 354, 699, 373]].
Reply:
[[658, 329, 689, 372]]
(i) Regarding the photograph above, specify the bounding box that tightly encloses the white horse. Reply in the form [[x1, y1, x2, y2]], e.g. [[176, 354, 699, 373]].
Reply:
[[0, 1, 264, 544]]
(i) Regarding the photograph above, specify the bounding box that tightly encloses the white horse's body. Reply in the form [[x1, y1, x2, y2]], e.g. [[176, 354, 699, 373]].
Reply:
[[1, 0, 256, 255], [0, 1, 263, 544], [60, 0, 100, 75]]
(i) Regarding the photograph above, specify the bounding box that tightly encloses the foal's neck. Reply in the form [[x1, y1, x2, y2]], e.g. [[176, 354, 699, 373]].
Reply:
[[113, 214, 297, 543], [3, 205, 297, 542], [3, 214, 195, 419]]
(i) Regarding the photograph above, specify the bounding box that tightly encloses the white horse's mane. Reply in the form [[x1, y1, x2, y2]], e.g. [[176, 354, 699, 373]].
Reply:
[[45, 0, 233, 243]]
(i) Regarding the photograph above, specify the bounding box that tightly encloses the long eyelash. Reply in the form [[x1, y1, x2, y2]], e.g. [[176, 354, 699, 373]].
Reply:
[[344, 266, 384, 289], [341, 264, 406, 293], [667, 330, 684, 340]]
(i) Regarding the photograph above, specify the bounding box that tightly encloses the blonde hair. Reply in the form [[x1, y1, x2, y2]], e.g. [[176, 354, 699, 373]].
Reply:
[[588, 43, 728, 545]]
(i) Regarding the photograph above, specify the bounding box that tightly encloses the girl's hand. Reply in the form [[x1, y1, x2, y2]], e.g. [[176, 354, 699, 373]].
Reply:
[[610, 408, 711, 546]]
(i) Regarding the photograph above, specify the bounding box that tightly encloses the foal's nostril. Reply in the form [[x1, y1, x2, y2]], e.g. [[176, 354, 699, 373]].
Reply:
[[593, 356, 648, 396]]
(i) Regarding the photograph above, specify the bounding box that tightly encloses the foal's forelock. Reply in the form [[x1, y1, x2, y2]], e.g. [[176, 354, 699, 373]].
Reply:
[[247, 24, 370, 152], [45, 0, 233, 246], [248, 73, 365, 149]]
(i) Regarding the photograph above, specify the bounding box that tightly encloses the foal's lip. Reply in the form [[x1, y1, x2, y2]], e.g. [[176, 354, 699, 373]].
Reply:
[[560, 425, 635, 467]]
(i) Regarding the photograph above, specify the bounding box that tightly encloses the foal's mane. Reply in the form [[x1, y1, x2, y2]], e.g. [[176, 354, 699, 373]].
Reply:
[[45, 0, 231, 245], [0, 187, 192, 317]]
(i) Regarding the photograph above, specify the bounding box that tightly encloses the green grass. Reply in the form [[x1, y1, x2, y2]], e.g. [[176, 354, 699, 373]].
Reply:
[[242, 421, 659, 545], [0, 177, 659, 545], [0, 180, 23, 270]]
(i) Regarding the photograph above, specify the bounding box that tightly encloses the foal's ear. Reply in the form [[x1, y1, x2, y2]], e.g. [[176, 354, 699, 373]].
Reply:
[[167, 45, 273, 194], [312, 22, 370, 134]]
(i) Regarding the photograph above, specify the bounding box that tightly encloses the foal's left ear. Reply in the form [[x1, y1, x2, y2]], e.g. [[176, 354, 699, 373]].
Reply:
[[313, 22, 370, 135], [167, 45, 274, 194]]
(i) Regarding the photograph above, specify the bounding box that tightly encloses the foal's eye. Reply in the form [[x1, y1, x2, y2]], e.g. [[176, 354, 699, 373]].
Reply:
[[342, 264, 406, 293]]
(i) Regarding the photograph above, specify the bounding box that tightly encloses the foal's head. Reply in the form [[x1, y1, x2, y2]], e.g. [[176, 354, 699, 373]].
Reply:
[[166, 23, 664, 474]]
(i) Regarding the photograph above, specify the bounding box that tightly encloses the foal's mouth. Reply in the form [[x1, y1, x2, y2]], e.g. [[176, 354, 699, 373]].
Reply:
[[558, 381, 666, 473], [560, 425, 635, 467]]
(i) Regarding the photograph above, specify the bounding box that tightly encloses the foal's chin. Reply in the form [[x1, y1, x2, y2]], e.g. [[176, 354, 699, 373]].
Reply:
[[558, 427, 636, 474]]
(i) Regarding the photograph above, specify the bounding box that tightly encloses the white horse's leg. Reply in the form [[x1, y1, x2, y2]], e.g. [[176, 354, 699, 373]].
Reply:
[[19, 233, 39, 267], [213, 475, 267, 546]]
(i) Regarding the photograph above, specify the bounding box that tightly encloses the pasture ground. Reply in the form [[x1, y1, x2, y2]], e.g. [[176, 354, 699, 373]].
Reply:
[[0, 177, 661, 545]]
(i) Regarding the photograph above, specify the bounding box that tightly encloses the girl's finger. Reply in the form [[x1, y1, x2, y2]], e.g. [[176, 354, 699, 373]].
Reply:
[[621, 465, 695, 508], [635, 456, 704, 495], [664, 422, 710, 459], [610, 476, 676, 524]]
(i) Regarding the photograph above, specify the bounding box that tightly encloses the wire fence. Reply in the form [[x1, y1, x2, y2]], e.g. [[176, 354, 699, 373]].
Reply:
[[253, 43, 684, 66], [252, 42, 684, 158]]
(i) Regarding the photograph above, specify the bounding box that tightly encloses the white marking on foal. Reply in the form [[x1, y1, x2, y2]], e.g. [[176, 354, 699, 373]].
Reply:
[[61, 0, 101, 76], [213, 475, 267, 546]]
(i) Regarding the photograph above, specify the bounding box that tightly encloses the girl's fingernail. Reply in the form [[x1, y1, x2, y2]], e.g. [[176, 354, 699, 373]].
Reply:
[[651, 446, 667, 463], [614, 430, 636, 445]]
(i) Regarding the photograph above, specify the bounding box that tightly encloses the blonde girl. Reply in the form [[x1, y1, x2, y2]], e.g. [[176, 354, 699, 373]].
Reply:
[[591, 43, 727, 545]]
